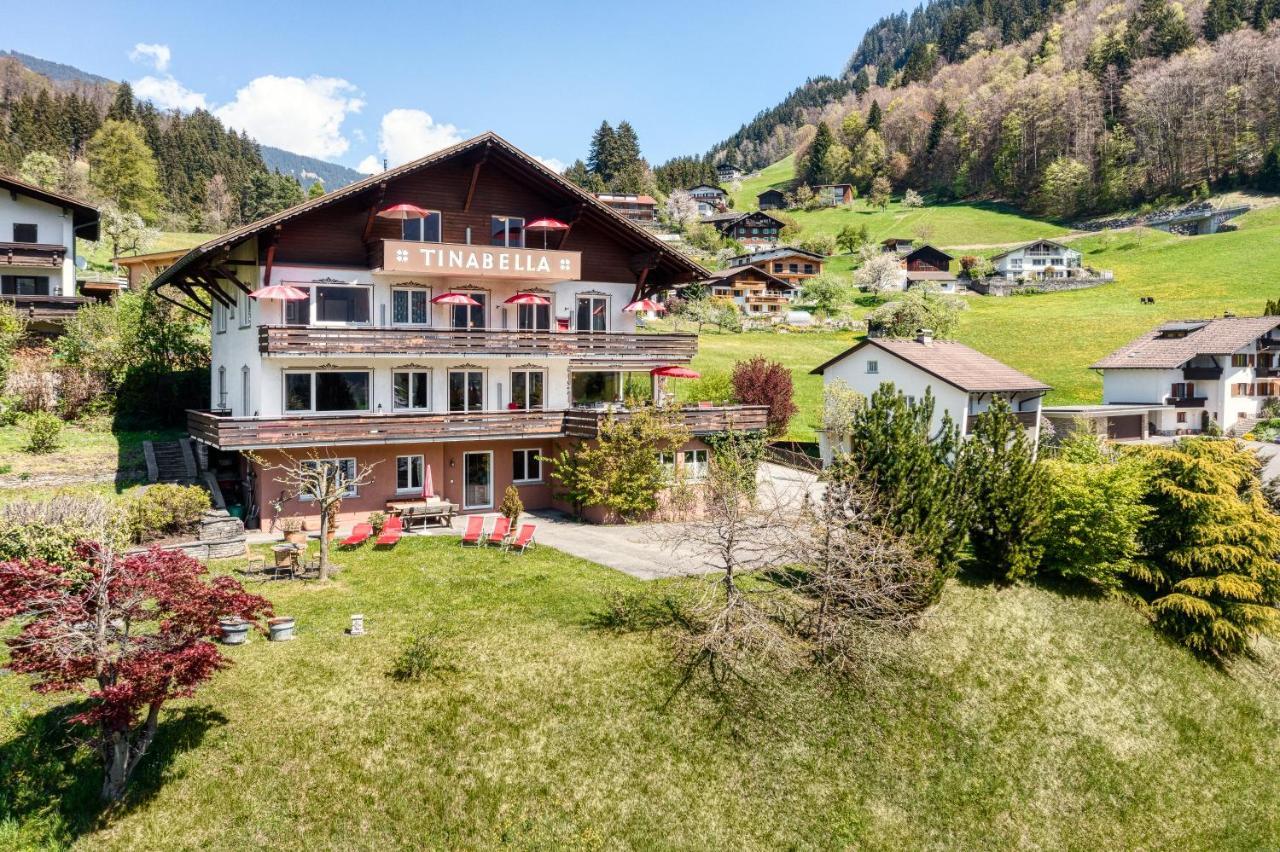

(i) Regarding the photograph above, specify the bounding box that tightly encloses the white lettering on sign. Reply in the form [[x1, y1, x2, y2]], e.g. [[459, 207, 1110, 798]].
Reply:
[[416, 247, 554, 274], [384, 240, 580, 280]]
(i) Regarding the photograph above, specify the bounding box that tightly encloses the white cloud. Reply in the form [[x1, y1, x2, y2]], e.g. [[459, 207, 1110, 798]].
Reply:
[[133, 75, 208, 111], [356, 155, 382, 174], [129, 43, 171, 72], [374, 109, 464, 168], [533, 155, 566, 174], [215, 76, 364, 160]]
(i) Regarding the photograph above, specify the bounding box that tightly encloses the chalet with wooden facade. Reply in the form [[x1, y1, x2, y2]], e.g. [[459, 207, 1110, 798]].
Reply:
[[757, 189, 787, 210], [705, 265, 799, 319], [716, 163, 742, 183], [688, 184, 727, 216], [114, 247, 189, 289], [153, 132, 766, 527], [702, 210, 784, 247], [594, 193, 657, 224], [814, 184, 854, 206], [726, 246, 824, 289], [896, 244, 960, 293], [880, 237, 916, 256], [0, 175, 100, 334]]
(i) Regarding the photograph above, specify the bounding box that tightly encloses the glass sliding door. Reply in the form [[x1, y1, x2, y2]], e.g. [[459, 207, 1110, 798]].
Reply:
[[451, 292, 487, 330], [463, 451, 492, 509], [448, 370, 485, 412], [576, 295, 608, 332], [510, 370, 544, 410]]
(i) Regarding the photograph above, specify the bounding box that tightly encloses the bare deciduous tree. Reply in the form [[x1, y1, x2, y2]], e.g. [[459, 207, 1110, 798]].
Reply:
[[251, 452, 378, 580]]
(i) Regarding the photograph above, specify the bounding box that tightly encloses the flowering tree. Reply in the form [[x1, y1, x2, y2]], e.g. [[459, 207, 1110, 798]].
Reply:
[[0, 545, 272, 801], [854, 246, 903, 299], [731, 357, 798, 437], [664, 189, 699, 228]]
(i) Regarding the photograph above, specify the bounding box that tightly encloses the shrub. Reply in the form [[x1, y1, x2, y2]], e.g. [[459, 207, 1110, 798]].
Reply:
[[0, 495, 123, 563], [902, 188, 925, 208], [125, 483, 211, 544], [23, 411, 63, 454], [1041, 453, 1150, 588], [684, 370, 736, 405], [388, 631, 458, 682], [367, 511, 387, 534], [797, 232, 837, 256], [500, 485, 524, 524], [730, 357, 798, 437]]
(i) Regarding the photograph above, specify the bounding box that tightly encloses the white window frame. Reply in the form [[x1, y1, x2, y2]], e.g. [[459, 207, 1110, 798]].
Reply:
[[491, 215, 525, 248], [238, 289, 252, 328], [391, 286, 432, 327], [462, 450, 494, 510], [447, 369, 486, 413], [400, 210, 443, 243], [658, 450, 676, 481], [510, 369, 546, 411], [512, 448, 543, 484], [395, 454, 425, 494], [683, 449, 709, 481], [285, 282, 374, 327], [866, 360, 879, 374], [299, 458, 358, 500], [392, 369, 432, 411], [240, 365, 250, 415], [217, 366, 227, 408], [283, 369, 374, 415], [214, 301, 227, 334], [576, 294, 610, 333]]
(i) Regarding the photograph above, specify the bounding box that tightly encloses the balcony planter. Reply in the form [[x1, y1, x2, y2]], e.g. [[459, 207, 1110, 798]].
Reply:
[[219, 617, 250, 645], [267, 617, 296, 641]]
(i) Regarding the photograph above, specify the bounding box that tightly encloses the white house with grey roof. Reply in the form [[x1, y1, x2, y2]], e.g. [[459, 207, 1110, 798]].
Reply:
[[991, 239, 1083, 280], [811, 331, 1050, 463], [1046, 316, 1280, 439]]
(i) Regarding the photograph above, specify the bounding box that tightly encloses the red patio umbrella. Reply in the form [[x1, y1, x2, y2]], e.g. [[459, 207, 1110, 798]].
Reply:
[[623, 299, 666, 313], [504, 292, 551, 305], [249, 284, 309, 301], [651, 365, 700, 379], [525, 217, 569, 249], [431, 292, 481, 306], [421, 463, 435, 500], [376, 203, 431, 220]]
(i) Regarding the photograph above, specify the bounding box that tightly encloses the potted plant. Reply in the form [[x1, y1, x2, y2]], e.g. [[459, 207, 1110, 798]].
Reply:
[[219, 616, 250, 645], [368, 511, 387, 535], [281, 516, 306, 545], [268, 616, 296, 641]]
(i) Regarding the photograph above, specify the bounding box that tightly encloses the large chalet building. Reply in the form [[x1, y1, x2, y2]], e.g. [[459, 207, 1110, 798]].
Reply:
[[725, 246, 824, 289], [154, 133, 766, 527]]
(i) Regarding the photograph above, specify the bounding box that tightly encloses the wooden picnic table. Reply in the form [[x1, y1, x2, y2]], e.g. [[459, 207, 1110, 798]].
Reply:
[[385, 499, 459, 530]]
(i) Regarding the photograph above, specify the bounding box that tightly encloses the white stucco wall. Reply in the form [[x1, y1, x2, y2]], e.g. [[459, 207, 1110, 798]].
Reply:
[[0, 192, 78, 296]]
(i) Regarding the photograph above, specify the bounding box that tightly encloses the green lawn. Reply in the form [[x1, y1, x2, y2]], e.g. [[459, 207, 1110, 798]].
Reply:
[[0, 424, 180, 500], [3, 538, 1277, 848]]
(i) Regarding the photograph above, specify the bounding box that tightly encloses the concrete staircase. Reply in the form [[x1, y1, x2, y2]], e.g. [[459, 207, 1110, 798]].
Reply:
[[1229, 417, 1261, 438], [143, 438, 197, 483]]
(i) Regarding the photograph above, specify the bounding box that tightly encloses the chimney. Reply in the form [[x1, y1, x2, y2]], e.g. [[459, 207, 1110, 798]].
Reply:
[[916, 328, 934, 345]]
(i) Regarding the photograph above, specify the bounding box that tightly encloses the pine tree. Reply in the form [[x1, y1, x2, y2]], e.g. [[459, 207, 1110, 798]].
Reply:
[[586, 121, 618, 183], [867, 100, 883, 131], [564, 159, 593, 189], [1255, 0, 1280, 30], [802, 122, 836, 186], [852, 67, 871, 96], [1203, 0, 1248, 40], [832, 383, 968, 589], [106, 82, 136, 122], [1259, 143, 1280, 192], [1134, 439, 1280, 661], [926, 102, 951, 154], [307, 179, 326, 199], [958, 397, 1049, 583]]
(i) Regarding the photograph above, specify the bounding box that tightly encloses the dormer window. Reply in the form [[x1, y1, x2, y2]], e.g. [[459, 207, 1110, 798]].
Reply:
[[401, 212, 441, 242]]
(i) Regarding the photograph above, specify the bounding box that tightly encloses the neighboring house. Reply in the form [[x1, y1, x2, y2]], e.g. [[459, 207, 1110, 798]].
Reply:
[[881, 237, 916, 256], [1044, 316, 1280, 439], [716, 163, 742, 183], [726, 246, 824, 289], [991, 239, 1082, 280], [703, 210, 784, 247], [705, 265, 799, 319], [594, 193, 657, 223], [157, 131, 767, 526], [756, 189, 787, 210], [898, 244, 961, 293], [813, 184, 855, 206], [689, 185, 728, 217], [812, 331, 1050, 464], [114, 247, 190, 289], [0, 175, 100, 333]]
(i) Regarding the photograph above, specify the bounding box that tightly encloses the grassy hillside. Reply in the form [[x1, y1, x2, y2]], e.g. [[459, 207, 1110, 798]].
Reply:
[[3, 538, 1276, 848], [80, 231, 215, 270]]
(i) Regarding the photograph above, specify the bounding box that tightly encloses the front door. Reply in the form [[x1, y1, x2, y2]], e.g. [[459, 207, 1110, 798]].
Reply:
[[463, 451, 493, 510]]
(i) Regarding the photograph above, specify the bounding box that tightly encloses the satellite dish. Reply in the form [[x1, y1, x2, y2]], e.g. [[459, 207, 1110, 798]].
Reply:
[[75, 255, 87, 269]]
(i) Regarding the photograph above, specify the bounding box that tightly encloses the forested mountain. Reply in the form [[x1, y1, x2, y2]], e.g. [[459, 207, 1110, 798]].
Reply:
[[260, 145, 362, 192], [0, 52, 353, 233], [696, 0, 1280, 218]]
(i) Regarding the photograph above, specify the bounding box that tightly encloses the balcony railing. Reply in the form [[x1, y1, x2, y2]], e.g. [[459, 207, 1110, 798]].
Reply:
[[257, 325, 697, 365], [1166, 396, 1208, 408], [1, 294, 88, 321], [188, 403, 771, 450], [563, 405, 770, 439], [0, 242, 65, 269], [374, 239, 582, 281], [1182, 365, 1223, 380], [188, 408, 569, 450]]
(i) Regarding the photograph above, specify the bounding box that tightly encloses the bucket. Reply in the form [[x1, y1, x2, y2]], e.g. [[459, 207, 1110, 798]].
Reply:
[[219, 617, 249, 645], [268, 617, 296, 641]]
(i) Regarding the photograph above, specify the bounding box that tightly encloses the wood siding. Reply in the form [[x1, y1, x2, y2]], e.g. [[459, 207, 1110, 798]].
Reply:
[[0, 242, 64, 269], [563, 405, 769, 438]]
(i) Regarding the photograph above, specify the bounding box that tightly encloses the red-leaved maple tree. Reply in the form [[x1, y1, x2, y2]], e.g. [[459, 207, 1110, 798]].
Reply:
[[0, 544, 271, 801], [731, 356, 798, 437]]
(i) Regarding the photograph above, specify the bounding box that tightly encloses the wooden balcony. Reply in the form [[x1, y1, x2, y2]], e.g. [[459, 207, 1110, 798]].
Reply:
[[1, 294, 88, 322], [964, 409, 1040, 434], [189, 404, 771, 450], [563, 405, 770, 439], [1182, 365, 1223, 380], [188, 408, 569, 450], [374, 240, 581, 281], [1167, 396, 1208, 409], [257, 325, 697, 366], [0, 242, 65, 269]]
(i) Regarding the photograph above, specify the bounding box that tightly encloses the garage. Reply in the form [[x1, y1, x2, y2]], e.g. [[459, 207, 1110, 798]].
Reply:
[[1107, 415, 1144, 440]]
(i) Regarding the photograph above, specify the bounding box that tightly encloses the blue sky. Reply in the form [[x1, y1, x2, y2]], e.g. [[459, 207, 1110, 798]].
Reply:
[[6, 0, 902, 172]]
